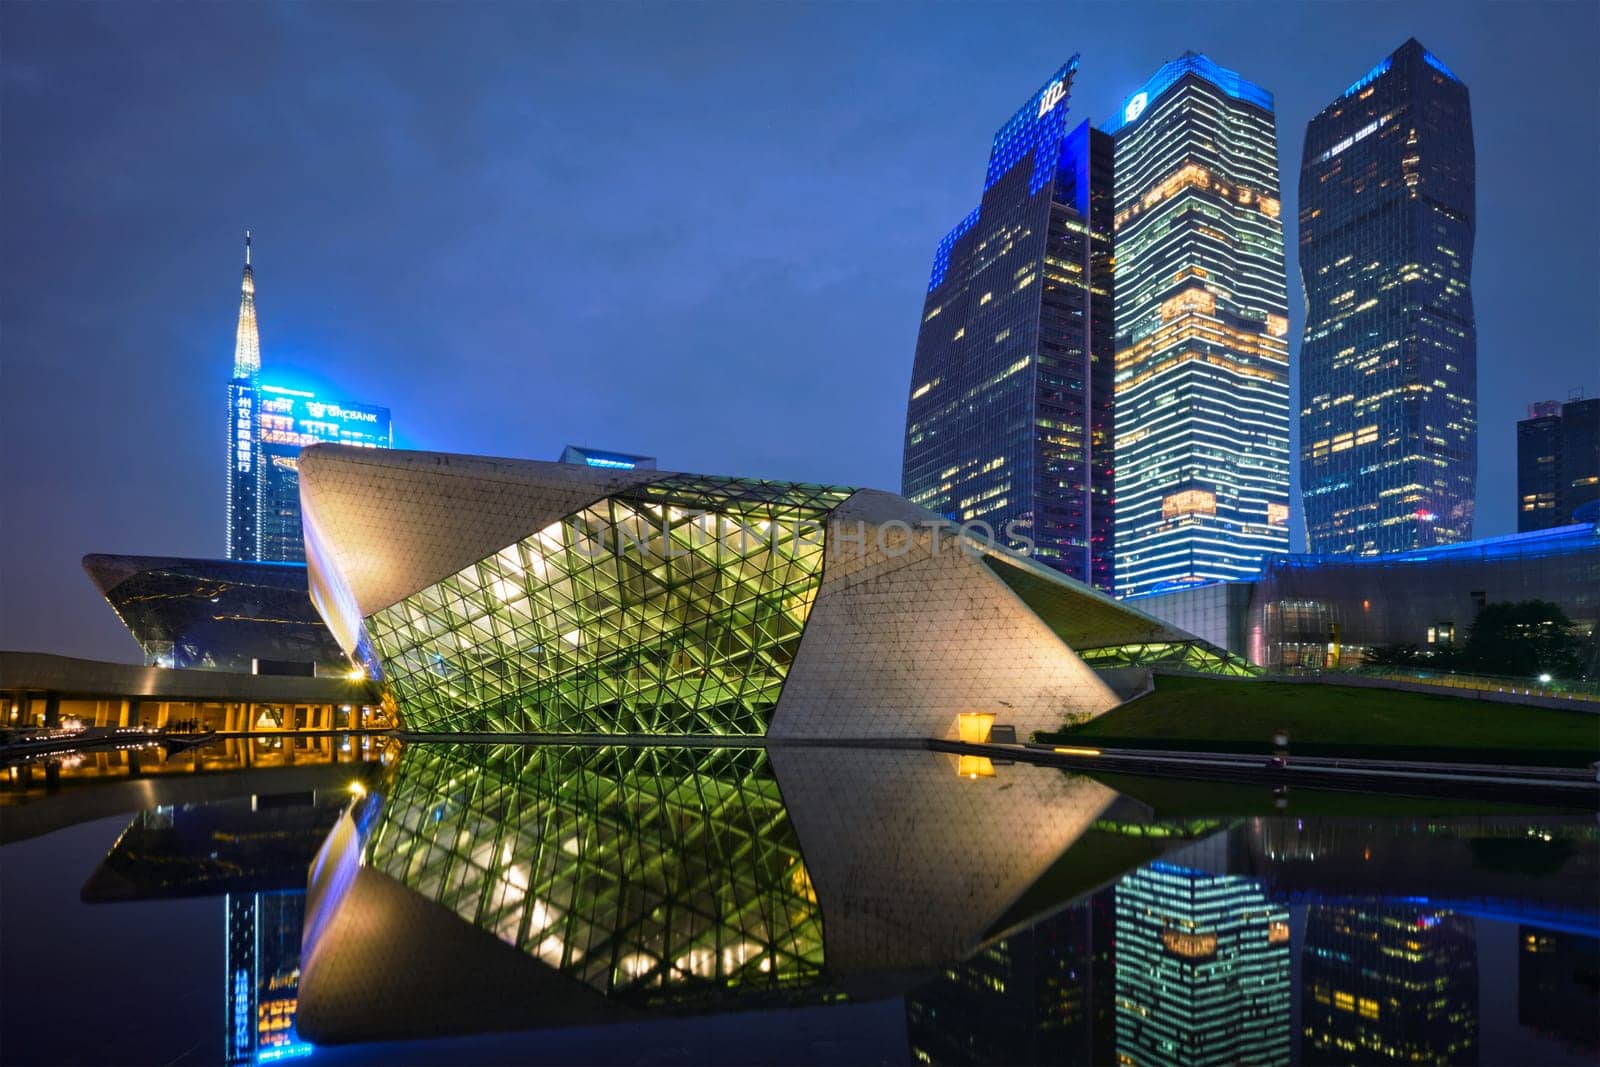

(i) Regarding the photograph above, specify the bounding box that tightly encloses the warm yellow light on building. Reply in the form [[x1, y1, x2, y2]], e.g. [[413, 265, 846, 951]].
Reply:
[[956, 755, 996, 779], [1160, 287, 1217, 321], [1162, 489, 1217, 519], [956, 711, 996, 743]]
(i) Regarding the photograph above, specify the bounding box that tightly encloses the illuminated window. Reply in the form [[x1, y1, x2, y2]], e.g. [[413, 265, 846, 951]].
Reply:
[[1162, 489, 1217, 519]]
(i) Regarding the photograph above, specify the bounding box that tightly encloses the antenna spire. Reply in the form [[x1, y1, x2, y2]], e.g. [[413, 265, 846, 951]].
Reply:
[[245, 229, 252, 266]]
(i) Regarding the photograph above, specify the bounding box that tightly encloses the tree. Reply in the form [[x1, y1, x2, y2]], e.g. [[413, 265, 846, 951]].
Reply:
[[1463, 600, 1586, 680], [1363, 642, 1422, 668]]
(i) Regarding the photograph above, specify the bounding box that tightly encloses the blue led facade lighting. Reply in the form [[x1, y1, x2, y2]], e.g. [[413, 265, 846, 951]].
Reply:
[[558, 444, 659, 470], [903, 57, 1117, 592], [1342, 57, 1393, 98], [983, 57, 1081, 194], [256, 383, 391, 563], [1102, 52, 1273, 135], [1423, 50, 1461, 82], [1108, 52, 1291, 598], [927, 208, 979, 292]]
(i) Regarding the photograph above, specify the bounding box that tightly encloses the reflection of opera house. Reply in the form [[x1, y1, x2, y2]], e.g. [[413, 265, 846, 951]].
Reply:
[[297, 743, 1123, 1042], [298, 446, 1248, 739]]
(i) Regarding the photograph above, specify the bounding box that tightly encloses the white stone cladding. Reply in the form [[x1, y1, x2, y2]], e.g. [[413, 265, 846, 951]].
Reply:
[[299, 446, 665, 619], [769, 747, 1118, 975], [767, 489, 1122, 740]]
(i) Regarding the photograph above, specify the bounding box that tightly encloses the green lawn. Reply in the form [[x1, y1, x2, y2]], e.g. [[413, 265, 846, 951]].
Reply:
[[1081, 771, 1569, 818], [1041, 675, 1600, 766]]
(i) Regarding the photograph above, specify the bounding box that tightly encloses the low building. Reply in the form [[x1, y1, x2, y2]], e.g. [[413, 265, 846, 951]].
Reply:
[[1128, 523, 1600, 670], [297, 446, 1247, 738], [83, 554, 347, 675], [558, 445, 657, 470]]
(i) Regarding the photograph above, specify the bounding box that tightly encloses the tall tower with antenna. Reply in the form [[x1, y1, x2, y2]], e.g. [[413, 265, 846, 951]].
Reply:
[[227, 231, 261, 559]]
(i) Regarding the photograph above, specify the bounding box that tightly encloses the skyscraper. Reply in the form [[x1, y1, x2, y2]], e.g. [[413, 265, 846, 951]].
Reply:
[[1107, 54, 1291, 598], [1517, 397, 1600, 531], [227, 232, 261, 560], [1114, 862, 1291, 1066], [222, 234, 392, 563], [902, 58, 1117, 592], [1301, 904, 1478, 1064], [257, 385, 391, 562], [1299, 39, 1476, 555]]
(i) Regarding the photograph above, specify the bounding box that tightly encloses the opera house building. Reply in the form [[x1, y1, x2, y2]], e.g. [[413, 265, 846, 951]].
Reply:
[[297, 445, 1247, 741]]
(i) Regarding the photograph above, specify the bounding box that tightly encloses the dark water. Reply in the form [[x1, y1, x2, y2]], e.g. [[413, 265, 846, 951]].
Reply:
[[2, 738, 1596, 1067]]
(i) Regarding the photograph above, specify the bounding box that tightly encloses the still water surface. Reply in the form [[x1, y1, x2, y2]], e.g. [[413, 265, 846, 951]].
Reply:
[[2, 737, 1596, 1066]]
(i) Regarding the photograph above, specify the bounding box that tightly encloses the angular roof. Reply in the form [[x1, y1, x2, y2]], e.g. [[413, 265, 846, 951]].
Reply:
[[978, 548, 1195, 651], [298, 446, 667, 616], [79, 553, 344, 672]]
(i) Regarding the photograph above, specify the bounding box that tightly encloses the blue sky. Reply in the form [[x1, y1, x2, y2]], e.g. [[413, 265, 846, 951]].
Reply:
[[3, 2, 1596, 659]]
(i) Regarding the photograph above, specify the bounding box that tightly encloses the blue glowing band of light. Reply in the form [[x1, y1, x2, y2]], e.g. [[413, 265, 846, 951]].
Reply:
[[584, 457, 637, 469], [1342, 56, 1392, 98], [255, 1042, 315, 1063], [928, 207, 980, 291], [1422, 50, 1460, 82], [1103, 52, 1273, 134]]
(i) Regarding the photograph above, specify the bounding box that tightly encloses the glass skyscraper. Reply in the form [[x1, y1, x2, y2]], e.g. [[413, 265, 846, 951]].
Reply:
[[1517, 397, 1600, 531], [257, 385, 391, 562], [902, 58, 1117, 592], [1114, 862, 1292, 1066], [223, 234, 391, 563], [1301, 905, 1478, 1064], [1107, 54, 1291, 598], [1299, 39, 1476, 555], [227, 233, 261, 561]]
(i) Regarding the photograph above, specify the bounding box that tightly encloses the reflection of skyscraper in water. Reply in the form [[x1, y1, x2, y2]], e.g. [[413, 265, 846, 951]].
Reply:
[[1115, 863, 1291, 1066], [904, 888, 1118, 1065], [1301, 905, 1478, 1064], [226, 892, 313, 1064], [1518, 926, 1599, 1055]]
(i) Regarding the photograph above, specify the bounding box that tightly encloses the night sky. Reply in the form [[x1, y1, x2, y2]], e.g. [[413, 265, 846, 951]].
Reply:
[[3, 2, 1596, 661]]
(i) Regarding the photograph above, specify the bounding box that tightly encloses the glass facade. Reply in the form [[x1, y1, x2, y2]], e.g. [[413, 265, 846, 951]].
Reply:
[[1114, 862, 1291, 1066], [364, 742, 825, 1002], [83, 554, 347, 673], [1518, 398, 1600, 532], [1107, 53, 1291, 598], [1301, 905, 1478, 1064], [903, 58, 1118, 593], [223, 234, 391, 563], [227, 235, 261, 561], [1249, 523, 1600, 670], [365, 474, 852, 734], [257, 385, 392, 563], [904, 892, 1113, 1065], [558, 445, 658, 471], [1132, 522, 1600, 670], [1299, 39, 1476, 555]]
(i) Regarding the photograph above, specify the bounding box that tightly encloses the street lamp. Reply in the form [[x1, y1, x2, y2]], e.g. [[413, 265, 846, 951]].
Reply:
[[1538, 673, 1553, 685]]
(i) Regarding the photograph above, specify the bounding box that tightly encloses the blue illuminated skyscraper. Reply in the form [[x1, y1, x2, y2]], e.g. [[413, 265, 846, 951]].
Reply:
[[1115, 863, 1292, 1066], [902, 58, 1116, 591], [1299, 40, 1476, 555], [226, 232, 261, 561], [1107, 54, 1292, 598], [223, 234, 392, 563], [257, 385, 391, 562]]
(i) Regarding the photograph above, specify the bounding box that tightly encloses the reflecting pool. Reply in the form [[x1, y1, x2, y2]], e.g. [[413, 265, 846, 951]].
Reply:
[[2, 739, 1596, 1066]]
